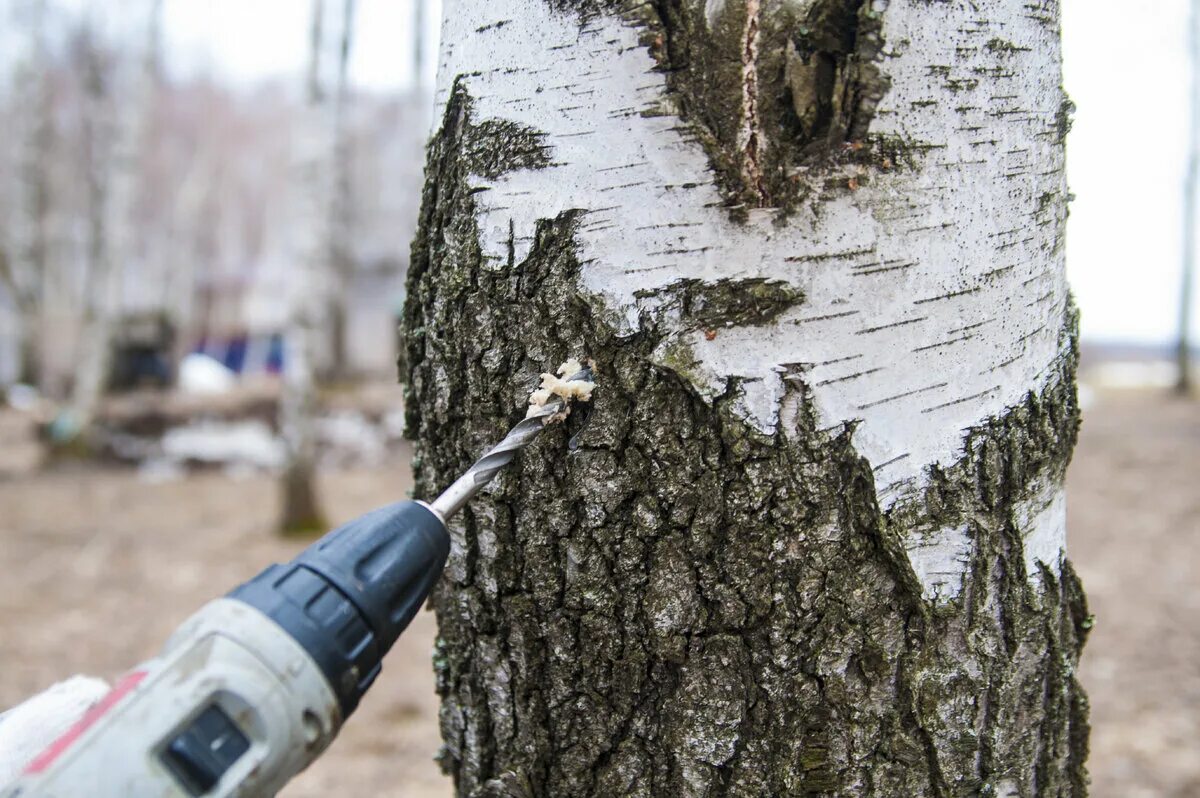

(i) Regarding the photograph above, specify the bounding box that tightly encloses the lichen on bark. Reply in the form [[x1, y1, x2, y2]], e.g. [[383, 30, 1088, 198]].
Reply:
[[404, 75, 1089, 796], [635, 278, 804, 330]]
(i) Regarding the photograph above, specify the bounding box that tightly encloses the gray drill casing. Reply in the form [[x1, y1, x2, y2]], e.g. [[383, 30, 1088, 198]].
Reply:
[[2, 500, 449, 797]]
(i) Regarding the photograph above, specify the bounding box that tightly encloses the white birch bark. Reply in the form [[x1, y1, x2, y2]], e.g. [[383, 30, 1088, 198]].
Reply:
[[433, 0, 1071, 601], [280, 0, 354, 531]]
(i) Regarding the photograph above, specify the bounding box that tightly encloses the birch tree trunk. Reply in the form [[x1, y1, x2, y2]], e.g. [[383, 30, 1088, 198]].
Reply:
[[413, 0, 427, 87], [7, 0, 52, 390], [326, 0, 356, 381], [280, 0, 349, 532], [73, 15, 112, 432], [404, 1, 1089, 795], [62, 0, 162, 443], [1179, 0, 1198, 395]]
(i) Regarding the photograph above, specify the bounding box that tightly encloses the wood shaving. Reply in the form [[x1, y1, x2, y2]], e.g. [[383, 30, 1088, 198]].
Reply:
[[556, 358, 584, 377], [525, 358, 595, 419]]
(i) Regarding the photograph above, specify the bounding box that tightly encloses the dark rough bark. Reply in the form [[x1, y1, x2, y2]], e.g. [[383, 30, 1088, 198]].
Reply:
[[403, 75, 1089, 796]]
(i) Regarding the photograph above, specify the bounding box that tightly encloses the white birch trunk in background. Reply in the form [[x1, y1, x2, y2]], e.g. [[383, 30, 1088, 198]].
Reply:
[[62, 0, 162, 443], [280, 0, 352, 532], [406, 0, 1089, 793], [326, 0, 356, 381], [7, 0, 52, 389], [1180, 0, 1198, 394], [413, 0, 427, 87]]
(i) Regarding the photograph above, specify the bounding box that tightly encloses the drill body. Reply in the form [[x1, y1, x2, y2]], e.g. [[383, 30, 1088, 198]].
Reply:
[[1, 365, 593, 797], [1, 500, 449, 798]]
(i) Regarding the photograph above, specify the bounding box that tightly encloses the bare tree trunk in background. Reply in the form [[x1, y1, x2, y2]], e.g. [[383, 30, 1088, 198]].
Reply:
[[1179, 0, 1199, 395], [413, 0, 426, 88], [6, 0, 52, 390], [74, 15, 111, 429], [159, 139, 219, 362], [280, 0, 341, 534], [326, 0, 357, 381], [61, 0, 163, 444], [405, 1, 1089, 796]]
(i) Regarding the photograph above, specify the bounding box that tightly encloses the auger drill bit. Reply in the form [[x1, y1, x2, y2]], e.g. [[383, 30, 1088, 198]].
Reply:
[[428, 367, 593, 521]]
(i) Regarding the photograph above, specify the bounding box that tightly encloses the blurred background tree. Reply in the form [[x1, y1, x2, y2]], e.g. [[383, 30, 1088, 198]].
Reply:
[[1179, 0, 1199, 394], [0, 0, 432, 534]]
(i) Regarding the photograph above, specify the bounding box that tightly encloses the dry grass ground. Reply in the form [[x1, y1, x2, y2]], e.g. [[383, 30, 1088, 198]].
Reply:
[[0, 387, 1195, 796]]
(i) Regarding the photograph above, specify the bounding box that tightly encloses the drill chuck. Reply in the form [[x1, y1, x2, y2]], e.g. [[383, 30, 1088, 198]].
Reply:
[[229, 500, 449, 718]]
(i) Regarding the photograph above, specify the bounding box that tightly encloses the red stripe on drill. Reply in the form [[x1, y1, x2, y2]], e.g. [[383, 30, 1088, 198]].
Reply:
[[23, 670, 148, 775]]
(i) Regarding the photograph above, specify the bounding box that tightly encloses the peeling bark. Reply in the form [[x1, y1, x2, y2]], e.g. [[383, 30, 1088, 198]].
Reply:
[[642, 0, 892, 210], [406, 1, 1088, 795]]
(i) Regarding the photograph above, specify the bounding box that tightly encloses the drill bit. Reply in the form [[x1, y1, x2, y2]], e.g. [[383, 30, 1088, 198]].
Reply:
[[428, 367, 593, 521]]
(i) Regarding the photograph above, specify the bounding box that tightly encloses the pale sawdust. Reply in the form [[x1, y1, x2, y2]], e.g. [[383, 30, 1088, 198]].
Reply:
[[525, 358, 594, 419]]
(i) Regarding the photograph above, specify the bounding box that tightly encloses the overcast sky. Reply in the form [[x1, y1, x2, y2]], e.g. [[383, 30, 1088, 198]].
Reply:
[[161, 0, 441, 91], [1062, 0, 1194, 347], [15, 0, 1200, 347]]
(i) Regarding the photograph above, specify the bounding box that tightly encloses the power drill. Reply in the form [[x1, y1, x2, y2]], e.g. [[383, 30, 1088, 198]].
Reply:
[[1, 369, 591, 798]]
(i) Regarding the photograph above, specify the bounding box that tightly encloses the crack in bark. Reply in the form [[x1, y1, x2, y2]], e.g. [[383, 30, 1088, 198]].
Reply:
[[738, 0, 768, 206], [629, 0, 894, 213]]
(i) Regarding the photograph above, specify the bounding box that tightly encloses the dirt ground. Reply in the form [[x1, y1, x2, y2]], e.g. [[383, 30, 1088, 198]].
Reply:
[[0, 388, 1196, 796], [1069, 390, 1200, 798], [0, 456, 448, 797]]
